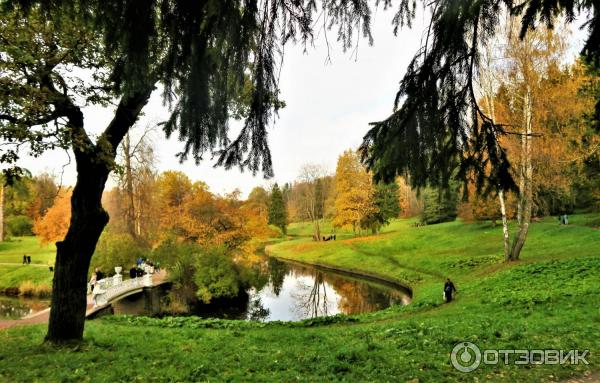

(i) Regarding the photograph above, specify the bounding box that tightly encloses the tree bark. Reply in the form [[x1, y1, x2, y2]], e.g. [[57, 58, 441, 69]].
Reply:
[[45, 87, 153, 343], [0, 183, 4, 242], [45, 157, 110, 342], [509, 87, 533, 261], [498, 189, 511, 260], [123, 133, 137, 238]]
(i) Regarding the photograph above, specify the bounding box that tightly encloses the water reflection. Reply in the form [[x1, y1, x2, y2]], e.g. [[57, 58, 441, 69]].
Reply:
[[248, 259, 410, 321], [291, 272, 335, 318], [112, 256, 411, 322], [0, 296, 49, 319]]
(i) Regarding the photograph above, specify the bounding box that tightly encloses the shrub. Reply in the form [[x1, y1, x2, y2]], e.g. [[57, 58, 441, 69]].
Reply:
[[6, 215, 33, 236], [194, 246, 240, 303], [91, 232, 149, 275], [18, 280, 36, 297], [34, 284, 52, 298], [152, 236, 200, 269]]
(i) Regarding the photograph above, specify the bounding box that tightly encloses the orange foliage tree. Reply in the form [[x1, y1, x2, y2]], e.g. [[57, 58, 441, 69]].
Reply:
[[33, 189, 72, 245]]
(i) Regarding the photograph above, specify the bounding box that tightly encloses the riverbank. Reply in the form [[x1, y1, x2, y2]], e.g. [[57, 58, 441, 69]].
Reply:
[[0, 215, 598, 382]]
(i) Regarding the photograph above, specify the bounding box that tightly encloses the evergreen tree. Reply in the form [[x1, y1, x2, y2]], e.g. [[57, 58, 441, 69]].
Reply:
[[268, 184, 287, 235], [421, 187, 459, 225], [0, 1, 374, 343], [360, 0, 599, 261], [361, 182, 400, 234]]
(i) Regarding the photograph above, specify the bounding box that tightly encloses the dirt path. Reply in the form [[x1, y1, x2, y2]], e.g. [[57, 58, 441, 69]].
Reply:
[[0, 262, 48, 267]]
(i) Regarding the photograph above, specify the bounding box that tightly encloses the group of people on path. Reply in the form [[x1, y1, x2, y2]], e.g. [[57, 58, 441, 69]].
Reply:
[[21, 255, 32, 264], [87, 257, 162, 307], [129, 257, 159, 279]]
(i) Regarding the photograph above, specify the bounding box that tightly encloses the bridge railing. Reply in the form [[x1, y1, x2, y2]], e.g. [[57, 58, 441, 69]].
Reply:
[[93, 273, 152, 307]]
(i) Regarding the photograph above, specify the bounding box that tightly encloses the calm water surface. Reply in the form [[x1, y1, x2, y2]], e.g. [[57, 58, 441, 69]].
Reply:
[[114, 256, 411, 321], [0, 296, 49, 319]]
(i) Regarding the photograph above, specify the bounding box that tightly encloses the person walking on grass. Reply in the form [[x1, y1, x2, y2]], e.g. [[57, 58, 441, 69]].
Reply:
[[444, 278, 457, 302]]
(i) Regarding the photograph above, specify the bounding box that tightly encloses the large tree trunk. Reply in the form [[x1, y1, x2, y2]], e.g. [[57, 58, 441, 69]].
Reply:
[[45, 87, 153, 343], [45, 159, 110, 342]]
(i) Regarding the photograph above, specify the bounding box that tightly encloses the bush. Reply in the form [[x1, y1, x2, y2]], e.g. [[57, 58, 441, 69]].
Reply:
[[91, 232, 149, 275], [17, 280, 51, 297], [194, 246, 240, 303], [34, 283, 52, 298], [6, 215, 33, 236], [162, 242, 243, 306], [421, 187, 458, 225], [152, 236, 200, 269], [18, 280, 36, 297]]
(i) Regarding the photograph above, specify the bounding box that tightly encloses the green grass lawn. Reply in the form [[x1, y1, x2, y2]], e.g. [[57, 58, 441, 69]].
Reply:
[[0, 265, 53, 292], [0, 216, 598, 382], [0, 237, 55, 294], [0, 236, 56, 265]]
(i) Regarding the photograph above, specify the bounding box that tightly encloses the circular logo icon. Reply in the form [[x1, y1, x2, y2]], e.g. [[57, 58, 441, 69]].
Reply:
[[451, 342, 481, 372]]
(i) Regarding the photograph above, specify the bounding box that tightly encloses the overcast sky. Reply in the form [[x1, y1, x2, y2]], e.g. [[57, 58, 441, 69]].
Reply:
[[11, 9, 586, 198]]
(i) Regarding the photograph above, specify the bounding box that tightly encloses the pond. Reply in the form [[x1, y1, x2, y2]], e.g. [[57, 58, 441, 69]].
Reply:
[[112, 256, 411, 322], [0, 296, 49, 319]]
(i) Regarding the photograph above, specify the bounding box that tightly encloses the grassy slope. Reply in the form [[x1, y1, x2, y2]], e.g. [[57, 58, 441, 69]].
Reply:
[[0, 217, 598, 382], [0, 237, 55, 293], [0, 236, 55, 264]]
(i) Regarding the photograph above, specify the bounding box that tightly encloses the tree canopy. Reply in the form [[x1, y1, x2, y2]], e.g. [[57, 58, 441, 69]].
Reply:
[[360, 0, 599, 194]]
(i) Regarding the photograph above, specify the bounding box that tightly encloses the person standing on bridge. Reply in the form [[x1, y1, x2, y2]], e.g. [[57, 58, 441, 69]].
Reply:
[[129, 265, 137, 279], [88, 270, 97, 295], [91, 278, 106, 307], [95, 267, 104, 281]]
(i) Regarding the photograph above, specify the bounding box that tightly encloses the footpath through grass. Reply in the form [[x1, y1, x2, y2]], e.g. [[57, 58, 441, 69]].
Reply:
[[0, 237, 54, 295], [0, 216, 599, 382]]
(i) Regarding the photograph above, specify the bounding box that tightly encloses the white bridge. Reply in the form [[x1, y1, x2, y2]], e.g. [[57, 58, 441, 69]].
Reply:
[[85, 270, 168, 318]]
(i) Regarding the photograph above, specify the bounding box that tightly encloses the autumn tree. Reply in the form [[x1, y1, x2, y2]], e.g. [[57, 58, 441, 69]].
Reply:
[[482, 23, 597, 259], [1, 174, 57, 236], [295, 164, 329, 240], [268, 183, 287, 235], [1, 0, 380, 342], [333, 150, 377, 235], [247, 187, 270, 217], [361, 0, 599, 262], [396, 176, 422, 218], [114, 124, 157, 239], [33, 189, 71, 245], [29, 173, 59, 220]]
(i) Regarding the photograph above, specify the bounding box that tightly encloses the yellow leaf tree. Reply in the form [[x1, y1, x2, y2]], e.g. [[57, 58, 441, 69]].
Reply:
[[332, 150, 377, 234]]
